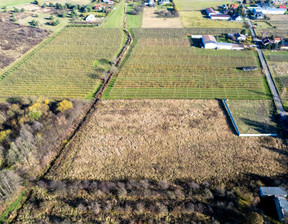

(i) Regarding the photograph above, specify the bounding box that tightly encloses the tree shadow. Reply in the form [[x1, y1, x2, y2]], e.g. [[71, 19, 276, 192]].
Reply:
[[240, 117, 278, 135]]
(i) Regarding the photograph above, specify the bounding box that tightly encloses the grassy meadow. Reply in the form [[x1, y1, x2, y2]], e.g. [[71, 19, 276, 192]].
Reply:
[[174, 0, 245, 28], [104, 29, 271, 100], [0, 27, 124, 99], [227, 100, 278, 134], [126, 2, 143, 28], [102, 1, 125, 28]]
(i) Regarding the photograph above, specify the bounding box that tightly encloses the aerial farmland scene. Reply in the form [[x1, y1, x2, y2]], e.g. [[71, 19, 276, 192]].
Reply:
[[0, 0, 288, 222]]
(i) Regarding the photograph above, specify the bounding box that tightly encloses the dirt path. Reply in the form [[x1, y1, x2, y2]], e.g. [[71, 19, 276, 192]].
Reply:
[[142, 7, 183, 28]]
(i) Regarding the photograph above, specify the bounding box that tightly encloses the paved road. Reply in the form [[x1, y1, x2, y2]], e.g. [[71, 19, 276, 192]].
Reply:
[[244, 9, 287, 122]]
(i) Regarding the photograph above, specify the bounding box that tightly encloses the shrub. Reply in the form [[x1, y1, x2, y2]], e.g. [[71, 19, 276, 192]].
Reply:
[[246, 212, 264, 224], [57, 100, 73, 112], [0, 130, 11, 143]]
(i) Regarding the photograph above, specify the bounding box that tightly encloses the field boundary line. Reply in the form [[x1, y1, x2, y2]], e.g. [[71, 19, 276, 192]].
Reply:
[[222, 98, 277, 137]]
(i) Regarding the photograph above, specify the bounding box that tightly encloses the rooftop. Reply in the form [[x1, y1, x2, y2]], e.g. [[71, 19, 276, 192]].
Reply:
[[202, 35, 217, 43], [260, 187, 288, 197], [210, 14, 230, 18]]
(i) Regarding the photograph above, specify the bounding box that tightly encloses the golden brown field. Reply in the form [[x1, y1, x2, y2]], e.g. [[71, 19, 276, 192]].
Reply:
[[47, 100, 287, 184], [141, 7, 183, 28]]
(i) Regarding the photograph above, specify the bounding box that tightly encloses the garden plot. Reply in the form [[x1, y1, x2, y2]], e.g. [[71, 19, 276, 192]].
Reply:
[[0, 27, 124, 99], [105, 29, 270, 100]]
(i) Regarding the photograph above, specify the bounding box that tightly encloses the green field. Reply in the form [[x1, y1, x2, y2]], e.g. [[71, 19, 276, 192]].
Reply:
[[104, 29, 271, 99], [227, 100, 278, 134], [264, 51, 288, 111], [126, 2, 143, 28], [0, 27, 124, 99], [174, 0, 245, 28], [0, 0, 31, 8], [102, 1, 125, 28]]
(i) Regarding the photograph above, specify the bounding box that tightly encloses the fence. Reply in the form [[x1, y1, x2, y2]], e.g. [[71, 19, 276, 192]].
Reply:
[[222, 99, 277, 137]]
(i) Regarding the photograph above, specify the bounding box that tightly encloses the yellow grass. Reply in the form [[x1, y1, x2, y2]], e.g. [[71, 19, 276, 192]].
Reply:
[[141, 7, 183, 28], [47, 100, 287, 184]]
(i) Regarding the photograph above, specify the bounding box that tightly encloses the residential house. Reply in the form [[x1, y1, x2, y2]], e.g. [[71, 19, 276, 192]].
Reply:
[[202, 35, 218, 49], [234, 33, 246, 41], [85, 14, 97, 22], [210, 14, 230, 20], [273, 0, 288, 4], [159, 0, 170, 5], [273, 38, 283, 44], [230, 3, 238, 9], [262, 37, 272, 46], [145, 0, 155, 6], [234, 15, 242, 21], [252, 11, 265, 19]]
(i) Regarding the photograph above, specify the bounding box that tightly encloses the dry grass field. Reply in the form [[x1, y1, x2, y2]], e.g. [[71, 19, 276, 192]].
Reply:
[[0, 13, 49, 72], [142, 7, 183, 28], [47, 100, 287, 184]]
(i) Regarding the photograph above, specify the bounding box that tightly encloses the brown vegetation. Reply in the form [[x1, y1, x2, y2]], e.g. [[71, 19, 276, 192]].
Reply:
[[0, 98, 91, 213], [0, 13, 49, 71], [142, 7, 183, 28], [47, 100, 287, 183]]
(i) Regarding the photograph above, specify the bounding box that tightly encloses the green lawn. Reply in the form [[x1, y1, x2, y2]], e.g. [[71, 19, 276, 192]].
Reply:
[[126, 3, 142, 28], [0, 0, 31, 8], [102, 1, 125, 28], [227, 100, 278, 134], [174, 0, 245, 28]]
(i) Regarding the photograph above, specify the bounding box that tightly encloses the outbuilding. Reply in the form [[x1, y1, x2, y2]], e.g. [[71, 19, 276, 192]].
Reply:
[[206, 8, 216, 16], [275, 197, 288, 222], [85, 14, 97, 22], [210, 14, 230, 20], [202, 35, 217, 49], [260, 187, 288, 197]]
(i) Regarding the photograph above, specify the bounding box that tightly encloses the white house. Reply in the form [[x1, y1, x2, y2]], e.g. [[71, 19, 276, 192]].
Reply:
[[85, 14, 97, 22], [210, 14, 230, 20], [159, 0, 170, 5], [234, 15, 242, 21], [202, 35, 217, 49]]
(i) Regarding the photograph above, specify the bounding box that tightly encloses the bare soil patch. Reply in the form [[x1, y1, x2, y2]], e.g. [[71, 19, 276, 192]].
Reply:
[[142, 7, 183, 28], [0, 13, 49, 71], [47, 100, 287, 184]]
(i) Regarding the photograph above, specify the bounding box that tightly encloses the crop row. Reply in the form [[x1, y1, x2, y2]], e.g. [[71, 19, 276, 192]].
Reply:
[[0, 27, 124, 99], [105, 30, 268, 100]]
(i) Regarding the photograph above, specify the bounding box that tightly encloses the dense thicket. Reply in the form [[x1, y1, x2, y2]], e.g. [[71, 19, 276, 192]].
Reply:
[[0, 98, 90, 210]]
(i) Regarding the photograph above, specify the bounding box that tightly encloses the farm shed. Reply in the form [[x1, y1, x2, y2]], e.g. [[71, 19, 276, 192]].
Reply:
[[242, 66, 258, 71], [275, 197, 288, 222], [217, 42, 233, 50], [202, 35, 217, 49], [210, 14, 230, 20], [260, 187, 288, 197]]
